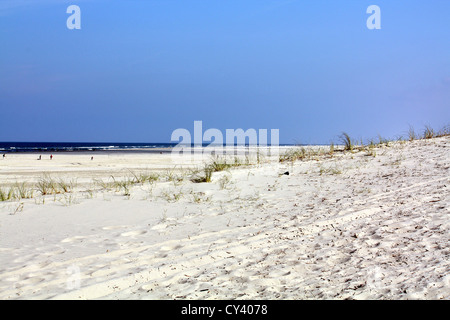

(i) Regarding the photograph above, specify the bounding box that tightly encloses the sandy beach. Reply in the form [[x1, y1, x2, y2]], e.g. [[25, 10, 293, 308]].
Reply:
[[0, 137, 449, 300]]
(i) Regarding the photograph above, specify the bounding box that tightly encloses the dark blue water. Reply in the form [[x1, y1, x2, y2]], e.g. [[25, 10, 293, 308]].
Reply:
[[0, 142, 177, 153], [0, 142, 294, 153]]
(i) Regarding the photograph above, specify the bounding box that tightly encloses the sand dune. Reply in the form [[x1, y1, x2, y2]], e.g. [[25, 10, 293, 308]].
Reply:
[[0, 137, 449, 299]]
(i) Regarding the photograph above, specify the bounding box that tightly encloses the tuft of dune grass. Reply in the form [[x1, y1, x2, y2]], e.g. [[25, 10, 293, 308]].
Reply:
[[339, 132, 354, 151]]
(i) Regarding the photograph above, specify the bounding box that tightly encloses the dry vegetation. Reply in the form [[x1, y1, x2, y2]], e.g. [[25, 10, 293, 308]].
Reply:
[[1, 125, 448, 206]]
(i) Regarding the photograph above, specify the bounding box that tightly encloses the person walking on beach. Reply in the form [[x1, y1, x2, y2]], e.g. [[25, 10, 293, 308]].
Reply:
[[2, 154, 5, 159], [50, 154, 53, 160], [38, 155, 42, 160]]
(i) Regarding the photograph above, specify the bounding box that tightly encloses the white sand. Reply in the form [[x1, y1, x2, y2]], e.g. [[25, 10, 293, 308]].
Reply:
[[0, 138, 449, 300]]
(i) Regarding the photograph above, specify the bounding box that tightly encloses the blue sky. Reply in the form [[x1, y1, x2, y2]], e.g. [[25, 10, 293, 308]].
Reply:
[[0, 0, 449, 144]]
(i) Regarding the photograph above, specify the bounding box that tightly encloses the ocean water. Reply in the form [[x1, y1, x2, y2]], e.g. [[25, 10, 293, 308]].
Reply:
[[0, 142, 294, 153], [0, 142, 177, 153]]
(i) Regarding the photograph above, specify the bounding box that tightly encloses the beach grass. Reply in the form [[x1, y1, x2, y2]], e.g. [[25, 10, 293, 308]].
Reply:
[[190, 165, 213, 183], [0, 187, 13, 201], [0, 182, 35, 202], [278, 125, 450, 165], [36, 174, 59, 195], [15, 182, 34, 199], [339, 132, 354, 151], [161, 188, 184, 202], [408, 125, 418, 141], [57, 179, 77, 193], [1, 124, 449, 204], [279, 147, 307, 163], [423, 125, 435, 139], [436, 125, 450, 137]]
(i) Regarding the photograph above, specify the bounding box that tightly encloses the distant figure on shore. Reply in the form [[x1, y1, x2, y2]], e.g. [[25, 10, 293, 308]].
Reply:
[[38, 155, 42, 160], [91, 156, 94, 160], [50, 154, 53, 160], [2, 154, 5, 159]]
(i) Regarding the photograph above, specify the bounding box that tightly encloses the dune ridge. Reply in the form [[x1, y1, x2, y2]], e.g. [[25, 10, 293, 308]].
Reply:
[[0, 136, 449, 299]]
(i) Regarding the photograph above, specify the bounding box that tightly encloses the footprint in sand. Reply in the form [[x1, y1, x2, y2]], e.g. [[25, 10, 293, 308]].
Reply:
[[61, 236, 86, 243], [140, 283, 159, 293], [102, 225, 129, 231], [160, 244, 183, 251], [22, 276, 45, 285], [120, 230, 147, 237], [13, 253, 40, 264], [151, 224, 167, 230]]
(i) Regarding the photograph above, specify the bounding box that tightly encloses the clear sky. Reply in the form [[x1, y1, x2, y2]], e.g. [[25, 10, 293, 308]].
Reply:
[[0, 0, 449, 144]]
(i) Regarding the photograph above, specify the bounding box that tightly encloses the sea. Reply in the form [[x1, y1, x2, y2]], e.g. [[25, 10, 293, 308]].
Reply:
[[0, 142, 295, 153], [0, 142, 178, 153]]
